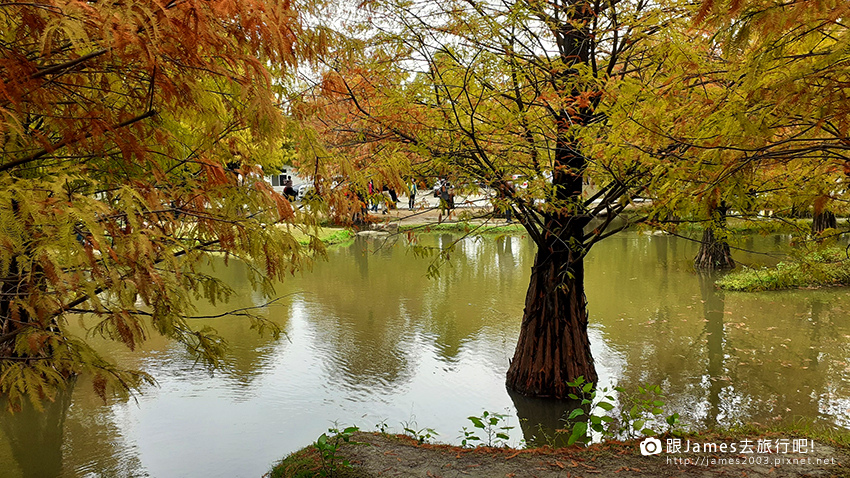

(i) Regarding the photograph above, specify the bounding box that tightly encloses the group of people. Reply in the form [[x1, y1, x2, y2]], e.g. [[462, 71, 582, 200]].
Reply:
[[365, 179, 423, 214], [366, 180, 396, 214], [345, 177, 457, 223]]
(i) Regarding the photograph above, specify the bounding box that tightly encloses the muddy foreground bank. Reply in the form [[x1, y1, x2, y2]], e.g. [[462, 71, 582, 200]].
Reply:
[[269, 431, 849, 477]]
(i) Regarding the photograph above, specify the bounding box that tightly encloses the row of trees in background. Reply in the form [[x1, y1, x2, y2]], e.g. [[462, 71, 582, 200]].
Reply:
[[605, 0, 850, 267], [0, 0, 847, 408]]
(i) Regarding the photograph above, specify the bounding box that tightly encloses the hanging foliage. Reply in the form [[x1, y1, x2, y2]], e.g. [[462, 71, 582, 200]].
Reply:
[[0, 0, 323, 410]]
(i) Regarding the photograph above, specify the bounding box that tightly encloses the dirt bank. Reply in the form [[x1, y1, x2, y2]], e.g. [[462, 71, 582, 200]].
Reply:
[[270, 431, 849, 478]]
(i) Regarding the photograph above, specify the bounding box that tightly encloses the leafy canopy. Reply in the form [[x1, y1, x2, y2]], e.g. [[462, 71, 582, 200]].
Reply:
[[0, 0, 324, 410]]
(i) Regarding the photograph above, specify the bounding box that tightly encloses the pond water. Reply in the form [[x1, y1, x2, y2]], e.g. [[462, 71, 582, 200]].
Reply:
[[1, 231, 849, 477]]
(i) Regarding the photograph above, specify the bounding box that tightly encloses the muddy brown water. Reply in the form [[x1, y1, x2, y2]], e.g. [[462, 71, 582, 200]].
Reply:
[[0, 232, 848, 477]]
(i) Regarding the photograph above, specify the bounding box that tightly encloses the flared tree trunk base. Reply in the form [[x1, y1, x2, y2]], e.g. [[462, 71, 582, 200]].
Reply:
[[812, 210, 837, 235], [506, 247, 597, 398], [694, 228, 735, 271]]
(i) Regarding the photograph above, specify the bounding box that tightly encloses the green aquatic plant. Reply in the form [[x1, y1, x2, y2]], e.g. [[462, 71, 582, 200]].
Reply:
[[564, 377, 682, 445], [313, 426, 359, 477], [460, 410, 514, 448]]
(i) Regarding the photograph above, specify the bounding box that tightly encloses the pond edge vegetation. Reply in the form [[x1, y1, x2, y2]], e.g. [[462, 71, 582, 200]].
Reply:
[[717, 246, 850, 291]]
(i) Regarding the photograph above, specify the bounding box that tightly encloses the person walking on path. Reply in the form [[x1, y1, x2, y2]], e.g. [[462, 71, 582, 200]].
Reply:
[[283, 176, 296, 201], [408, 181, 417, 210], [368, 179, 377, 212]]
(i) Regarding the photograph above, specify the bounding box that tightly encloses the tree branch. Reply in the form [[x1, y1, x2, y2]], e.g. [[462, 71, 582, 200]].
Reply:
[[0, 109, 157, 173]]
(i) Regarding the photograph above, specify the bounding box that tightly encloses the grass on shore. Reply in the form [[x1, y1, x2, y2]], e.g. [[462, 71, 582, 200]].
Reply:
[[287, 227, 355, 247], [658, 217, 814, 235], [717, 247, 850, 291], [269, 445, 371, 478]]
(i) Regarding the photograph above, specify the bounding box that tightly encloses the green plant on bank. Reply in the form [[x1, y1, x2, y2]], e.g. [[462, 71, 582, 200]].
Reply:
[[717, 245, 850, 291], [401, 420, 439, 444], [564, 377, 681, 445], [322, 229, 356, 246], [374, 420, 390, 435], [460, 410, 514, 448], [313, 426, 359, 477], [563, 377, 616, 445], [616, 384, 681, 439], [671, 217, 812, 236]]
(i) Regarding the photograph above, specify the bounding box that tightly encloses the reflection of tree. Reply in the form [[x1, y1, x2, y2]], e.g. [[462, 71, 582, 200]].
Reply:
[[352, 235, 370, 280], [589, 234, 702, 399], [289, 233, 530, 393], [808, 299, 824, 369], [652, 235, 670, 290], [0, 375, 149, 478], [583, 233, 850, 429], [698, 272, 725, 427], [797, 298, 825, 419], [297, 235, 427, 392], [191, 258, 291, 388], [0, 381, 73, 478], [508, 389, 581, 448], [714, 286, 850, 426], [776, 296, 826, 422]]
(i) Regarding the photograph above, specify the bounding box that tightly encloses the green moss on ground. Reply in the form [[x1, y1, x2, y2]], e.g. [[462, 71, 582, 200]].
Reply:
[[289, 228, 355, 247], [717, 247, 850, 291], [269, 445, 373, 478], [268, 447, 322, 478], [320, 229, 356, 246]]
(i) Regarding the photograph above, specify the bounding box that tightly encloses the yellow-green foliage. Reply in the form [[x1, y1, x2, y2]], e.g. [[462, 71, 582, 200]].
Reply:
[[0, 0, 321, 411]]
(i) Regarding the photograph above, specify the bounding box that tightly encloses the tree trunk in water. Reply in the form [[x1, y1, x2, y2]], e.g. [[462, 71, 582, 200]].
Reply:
[[694, 207, 735, 271], [694, 227, 735, 270], [812, 210, 836, 235], [506, 242, 597, 398], [504, 0, 599, 398]]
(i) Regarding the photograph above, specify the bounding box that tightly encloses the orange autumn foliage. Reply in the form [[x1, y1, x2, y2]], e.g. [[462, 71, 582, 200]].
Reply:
[[0, 0, 324, 410]]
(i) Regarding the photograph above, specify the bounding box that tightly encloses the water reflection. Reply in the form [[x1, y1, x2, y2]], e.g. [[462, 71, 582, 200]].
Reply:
[[0, 378, 145, 478], [508, 389, 583, 447], [0, 385, 71, 478], [1, 232, 850, 478], [296, 234, 531, 396], [699, 272, 725, 428], [191, 258, 292, 393]]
